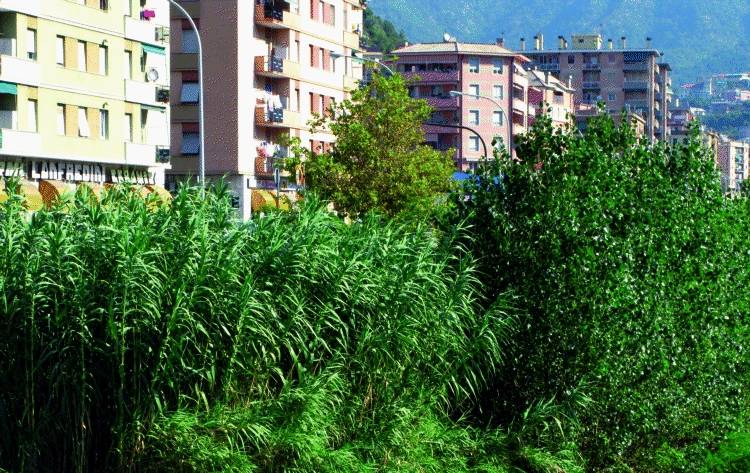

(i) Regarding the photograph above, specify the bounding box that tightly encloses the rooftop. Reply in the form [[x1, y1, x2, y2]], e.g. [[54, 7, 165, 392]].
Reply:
[[527, 69, 574, 92], [393, 41, 528, 60]]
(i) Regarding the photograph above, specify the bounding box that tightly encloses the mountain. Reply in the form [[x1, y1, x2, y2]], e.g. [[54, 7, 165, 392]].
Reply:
[[361, 7, 408, 52], [366, 0, 750, 84]]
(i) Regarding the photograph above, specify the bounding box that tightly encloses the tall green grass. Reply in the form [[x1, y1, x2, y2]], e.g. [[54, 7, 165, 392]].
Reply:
[[0, 183, 578, 471]]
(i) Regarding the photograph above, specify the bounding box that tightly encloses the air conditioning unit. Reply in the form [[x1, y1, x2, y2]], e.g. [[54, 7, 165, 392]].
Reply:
[[156, 26, 170, 42], [155, 87, 170, 103], [156, 147, 170, 164]]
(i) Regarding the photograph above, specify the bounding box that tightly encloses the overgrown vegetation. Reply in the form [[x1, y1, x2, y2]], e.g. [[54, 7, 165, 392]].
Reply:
[[451, 113, 750, 471], [0, 182, 583, 472], [361, 6, 407, 53]]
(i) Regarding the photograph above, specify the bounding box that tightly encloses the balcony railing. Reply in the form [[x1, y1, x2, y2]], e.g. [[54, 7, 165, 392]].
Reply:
[[623, 80, 649, 90], [512, 98, 527, 113], [584, 63, 601, 70], [623, 62, 649, 71], [425, 96, 459, 109], [254, 55, 300, 79], [536, 63, 560, 71], [255, 103, 302, 128], [255, 2, 301, 29], [624, 100, 649, 110], [401, 70, 459, 83], [582, 81, 600, 89]]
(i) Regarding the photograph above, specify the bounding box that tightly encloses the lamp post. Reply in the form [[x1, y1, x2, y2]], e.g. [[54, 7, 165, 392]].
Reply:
[[449, 90, 512, 155], [330, 51, 395, 76], [168, 0, 205, 190], [423, 122, 487, 170]]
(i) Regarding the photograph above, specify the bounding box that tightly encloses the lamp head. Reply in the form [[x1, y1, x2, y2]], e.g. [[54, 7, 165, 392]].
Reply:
[[449, 90, 461, 97], [330, 52, 343, 60]]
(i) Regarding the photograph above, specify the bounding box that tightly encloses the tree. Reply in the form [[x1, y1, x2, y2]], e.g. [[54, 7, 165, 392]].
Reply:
[[361, 7, 407, 52], [302, 73, 455, 217]]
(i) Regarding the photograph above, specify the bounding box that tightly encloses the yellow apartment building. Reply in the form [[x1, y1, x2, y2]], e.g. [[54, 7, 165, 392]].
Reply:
[[0, 0, 171, 208]]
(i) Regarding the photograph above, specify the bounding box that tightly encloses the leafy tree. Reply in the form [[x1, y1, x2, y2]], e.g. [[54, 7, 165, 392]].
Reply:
[[450, 112, 750, 471], [303, 73, 455, 217], [361, 7, 407, 52]]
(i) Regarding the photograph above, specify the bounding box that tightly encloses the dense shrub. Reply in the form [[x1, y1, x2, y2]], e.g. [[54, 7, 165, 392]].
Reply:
[[0, 183, 581, 471], [451, 113, 750, 471]]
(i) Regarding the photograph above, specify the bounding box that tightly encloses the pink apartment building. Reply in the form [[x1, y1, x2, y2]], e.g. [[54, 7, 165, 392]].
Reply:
[[527, 69, 575, 129], [169, 0, 363, 219], [393, 40, 534, 170]]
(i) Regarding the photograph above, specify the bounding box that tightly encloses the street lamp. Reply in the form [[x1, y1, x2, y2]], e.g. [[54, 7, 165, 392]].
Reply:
[[449, 90, 512, 155], [168, 0, 205, 190], [330, 51, 395, 76]]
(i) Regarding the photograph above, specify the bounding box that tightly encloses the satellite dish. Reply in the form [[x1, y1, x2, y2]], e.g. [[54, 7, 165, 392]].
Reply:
[[146, 68, 159, 82], [443, 32, 452, 42]]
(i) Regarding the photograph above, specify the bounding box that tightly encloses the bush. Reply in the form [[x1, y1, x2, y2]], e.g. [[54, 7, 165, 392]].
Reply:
[[0, 183, 580, 471], [451, 113, 750, 470]]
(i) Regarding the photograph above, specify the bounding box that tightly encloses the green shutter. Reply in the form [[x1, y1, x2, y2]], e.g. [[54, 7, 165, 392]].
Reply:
[[0, 82, 18, 95]]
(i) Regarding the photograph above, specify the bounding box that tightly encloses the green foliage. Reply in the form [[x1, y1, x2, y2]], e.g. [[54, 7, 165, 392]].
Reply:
[[0, 183, 582, 472], [361, 6, 407, 52], [303, 73, 455, 217], [450, 112, 750, 471], [703, 433, 750, 472]]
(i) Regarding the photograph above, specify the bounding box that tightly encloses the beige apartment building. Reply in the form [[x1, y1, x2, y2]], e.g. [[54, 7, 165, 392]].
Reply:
[[520, 33, 673, 142], [169, 0, 364, 219], [0, 0, 171, 209], [718, 139, 750, 194]]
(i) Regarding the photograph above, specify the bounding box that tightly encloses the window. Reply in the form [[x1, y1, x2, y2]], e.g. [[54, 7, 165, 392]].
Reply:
[[469, 136, 480, 152], [26, 29, 36, 60], [99, 0, 108, 10], [181, 132, 200, 155], [56, 104, 65, 135], [318, 48, 324, 68], [318, 1, 324, 21], [608, 92, 616, 101], [99, 109, 109, 139], [180, 82, 200, 103], [309, 45, 315, 67], [56, 36, 65, 65], [124, 113, 133, 142], [27, 99, 37, 132], [331, 51, 336, 73], [99, 45, 108, 75], [181, 29, 199, 53], [468, 57, 480, 73], [77, 41, 87, 72], [493, 58, 503, 74], [493, 85, 504, 99], [78, 107, 90, 137], [469, 110, 480, 125], [493, 110, 504, 126], [123, 50, 132, 79], [609, 53, 616, 63], [568, 54, 575, 64], [469, 84, 480, 97]]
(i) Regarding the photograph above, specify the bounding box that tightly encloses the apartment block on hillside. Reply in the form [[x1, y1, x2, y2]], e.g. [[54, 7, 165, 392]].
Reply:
[[519, 33, 673, 142], [169, 0, 364, 220], [0, 0, 171, 207], [718, 139, 750, 194]]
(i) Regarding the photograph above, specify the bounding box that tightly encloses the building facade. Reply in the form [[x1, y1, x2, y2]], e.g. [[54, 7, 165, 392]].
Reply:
[[520, 33, 672, 142], [392, 40, 532, 170], [169, 0, 364, 220], [0, 0, 171, 207], [718, 139, 750, 194], [526, 69, 574, 129]]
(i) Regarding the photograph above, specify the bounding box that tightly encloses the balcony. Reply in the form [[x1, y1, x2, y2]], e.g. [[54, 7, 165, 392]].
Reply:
[[623, 62, 649, 71], [401, 70, 459, 83], [255, 2, 301, 29], [0, 0, 39, 15], [536, 63, 560, 72], [254, 55, 300, 80], [0, 128, 41, 157], [255, 105, 303, 129], [424, 96, 459, 109], [125, 79, 169, 107], [623, 80, 649, 91], [0, 55, 39, 87], [582, 81, 600, 90], [255, 156, 274, 177], [514, 72, 529, 87], [125, 142, 158, 167], [512, 97, 527, 113], [624, 100, 649, 110], [343, 30, 359, 49], [423, 123, 459, 134], [584, 63, 601, 70], [124, 16, 167, 46]]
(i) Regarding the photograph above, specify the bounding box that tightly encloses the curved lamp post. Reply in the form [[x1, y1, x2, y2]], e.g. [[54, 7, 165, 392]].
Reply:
[[330, 51, 395, 76], [423, 122, 487, 170], [449, 90, 512, 155], [168, 0, 205, 189]]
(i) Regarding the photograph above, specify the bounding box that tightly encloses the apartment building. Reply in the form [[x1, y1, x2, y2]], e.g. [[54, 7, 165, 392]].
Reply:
[[520, 33, 672, 142], [526, 69, 574, 128], [392, 39, 533, 170], [718, 139, 750, 194], [0, 0, 171, 208], [169, 0, 364, 220]]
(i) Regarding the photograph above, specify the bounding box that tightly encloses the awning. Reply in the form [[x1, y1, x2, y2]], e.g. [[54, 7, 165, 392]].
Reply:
[[0, 81, 17, 95], [142, 44, 166, 55], [39, 180, 74, 207]]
